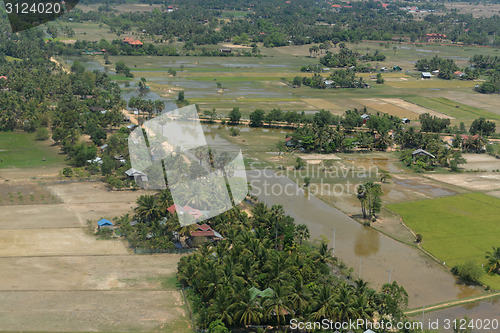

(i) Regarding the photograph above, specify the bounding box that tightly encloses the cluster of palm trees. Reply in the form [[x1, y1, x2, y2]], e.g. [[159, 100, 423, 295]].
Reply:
[[128, 96, 165, 123], [178, 203, 412, 331]]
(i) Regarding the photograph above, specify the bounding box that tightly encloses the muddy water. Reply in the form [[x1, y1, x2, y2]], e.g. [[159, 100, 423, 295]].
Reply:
[[246, 169, 479, 308], [201, 126, 479, 308], [410, 297, 500, 332]]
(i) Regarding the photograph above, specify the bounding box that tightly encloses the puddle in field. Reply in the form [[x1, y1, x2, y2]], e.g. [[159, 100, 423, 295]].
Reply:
[[392, 178, 455, 197], [343, 156, 405, 174]]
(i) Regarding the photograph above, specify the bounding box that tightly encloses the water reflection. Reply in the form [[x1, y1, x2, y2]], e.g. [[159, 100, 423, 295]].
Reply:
[[354, 227, 380, 257]]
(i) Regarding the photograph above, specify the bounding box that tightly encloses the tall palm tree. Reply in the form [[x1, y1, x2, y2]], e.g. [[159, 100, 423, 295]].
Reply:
[[294, 224, 310, 245], [485, 246, 500, 274]]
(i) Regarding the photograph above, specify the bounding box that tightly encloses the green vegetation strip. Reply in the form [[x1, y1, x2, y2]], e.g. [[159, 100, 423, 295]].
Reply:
[[387, 193, 500, 289]]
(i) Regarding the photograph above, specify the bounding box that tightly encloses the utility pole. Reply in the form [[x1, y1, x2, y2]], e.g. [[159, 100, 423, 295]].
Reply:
[[359, 258, 362, 279], [422, 306, 425, 327], [332, 227, 336, 257], [387, 265, 394, 283]]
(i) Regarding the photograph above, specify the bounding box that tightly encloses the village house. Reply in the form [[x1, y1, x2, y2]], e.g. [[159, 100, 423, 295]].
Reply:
[[421, 72, 432, 79], [123, 37, 143, 46], [97, 218, 114, 231], [424, 33, 447, 43], [189, 223, 223, 246], [167, 204, 205, 221], [412, 148, 435, 159]]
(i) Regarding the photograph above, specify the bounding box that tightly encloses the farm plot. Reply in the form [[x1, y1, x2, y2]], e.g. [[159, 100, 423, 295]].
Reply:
[[387, 193, 500, 289], [426, 172, 500, 192], [354, 98, 420, 119], [380, 98, 454, 119], [301, 98, 344, 114], [0, 290, 187, 332], [405, 96, 500, 122]]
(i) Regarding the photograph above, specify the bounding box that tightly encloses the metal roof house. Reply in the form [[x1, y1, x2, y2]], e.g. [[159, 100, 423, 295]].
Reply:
[[412, 148, 435, 159], [125, 168, 148, 182], [421, 72, 432, 79], [97, 218, 114, 231]]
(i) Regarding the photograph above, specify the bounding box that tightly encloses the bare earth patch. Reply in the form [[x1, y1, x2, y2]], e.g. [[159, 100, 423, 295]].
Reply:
[[0, 178, 189, 332], [462, 153, 500, 171], [426, 172, 500, 192], [381, 98, 455, 119]]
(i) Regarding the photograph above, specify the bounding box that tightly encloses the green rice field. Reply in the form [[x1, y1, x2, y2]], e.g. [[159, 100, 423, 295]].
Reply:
[[387, 192, 500, 289]]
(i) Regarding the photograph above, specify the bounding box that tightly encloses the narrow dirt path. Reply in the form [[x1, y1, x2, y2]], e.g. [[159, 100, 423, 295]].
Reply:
[[405, 292, 500, 316]]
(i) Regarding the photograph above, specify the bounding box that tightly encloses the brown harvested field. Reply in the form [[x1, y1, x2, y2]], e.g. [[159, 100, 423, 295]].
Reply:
[[0, 254, 182, 291], [0, 290, 186, 332], [380, 98, 454, 119], [354, 98, 420, 119], [301, 98, 344, 113], [0, 166, 61, 180], [445, 3, 500, 18], [46, 182, 146, 221], [0, 228, 129, 257], [0, 204, 79, 229], [461, 153, 500, 171], [426, 173, 500, 192], [0, 174, 190, 332], [0, 180, 60, 205]]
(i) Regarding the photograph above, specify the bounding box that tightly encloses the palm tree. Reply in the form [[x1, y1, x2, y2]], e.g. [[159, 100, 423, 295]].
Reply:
[[230, 289, 263, 326], [312, 284, 335, 320], [331, 284, 356, 322], [485, 246, 500, 274], [288, 277, 311, 317], [134, 194, 161, 222], [294, 224, 310, 245], [263, 284, 292, 326]]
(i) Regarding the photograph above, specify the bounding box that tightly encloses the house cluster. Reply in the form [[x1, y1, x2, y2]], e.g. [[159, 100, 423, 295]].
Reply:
[[424, 33, 448, 43], [123, 37, 143, 46], [421, 70, 465, 79]]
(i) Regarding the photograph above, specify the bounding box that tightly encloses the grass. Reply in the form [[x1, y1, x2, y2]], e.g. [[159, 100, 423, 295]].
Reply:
[[405, 96, 500, 122], [387, 192, 500, 289], [0, 132, 65, 169]]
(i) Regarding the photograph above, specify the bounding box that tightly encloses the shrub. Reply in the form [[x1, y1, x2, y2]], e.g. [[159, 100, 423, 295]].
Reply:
[[451, 260, 484, 285], [35, 127, 50, 141]]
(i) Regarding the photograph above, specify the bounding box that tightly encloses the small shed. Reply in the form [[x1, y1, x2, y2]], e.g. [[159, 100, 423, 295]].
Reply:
[[421, 72, 432, 79], [402, 118, 410, 124], [97, 218, 114, 231]]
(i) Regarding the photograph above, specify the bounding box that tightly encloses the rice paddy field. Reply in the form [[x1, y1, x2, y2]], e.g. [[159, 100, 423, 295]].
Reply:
[[63, 35, 500, 127], [387, 193, 500, 289]]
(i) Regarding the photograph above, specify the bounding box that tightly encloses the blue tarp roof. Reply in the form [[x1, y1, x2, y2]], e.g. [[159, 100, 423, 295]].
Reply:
[[97, 219, 113, 226]]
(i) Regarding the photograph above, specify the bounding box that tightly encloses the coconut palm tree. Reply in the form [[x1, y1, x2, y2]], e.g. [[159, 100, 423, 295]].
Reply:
[[134, 194, 161, 222], [485, 246, 500, 274], [230, 289, 263, 326], [312, 284, 335, 320], [263, 284, 292, 326]]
